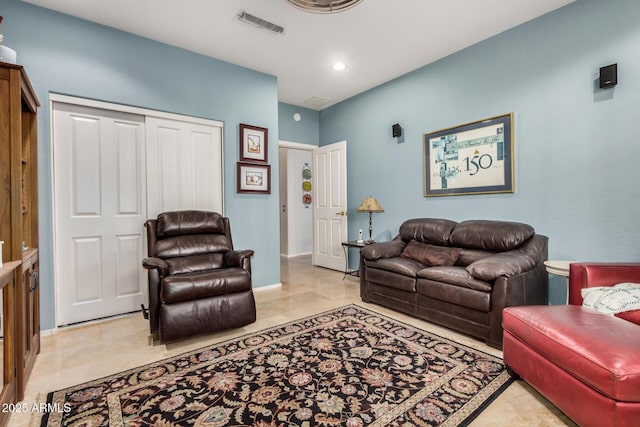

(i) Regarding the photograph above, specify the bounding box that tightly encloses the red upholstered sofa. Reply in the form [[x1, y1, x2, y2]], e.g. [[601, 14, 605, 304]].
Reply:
[[503, 263, 640, 427]]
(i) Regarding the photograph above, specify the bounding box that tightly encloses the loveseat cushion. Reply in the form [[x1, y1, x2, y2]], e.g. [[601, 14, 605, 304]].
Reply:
[[503, 305, 640, 402], [417, 277, 491, 312], [417, 266, 493, 292], [401, 240, 461, 266], [451, 220, 534, 251], [366, 257, 424, 277], [399, 218, 457, 246], [365, 258, 422, 292], [161, 268, 251, 304]]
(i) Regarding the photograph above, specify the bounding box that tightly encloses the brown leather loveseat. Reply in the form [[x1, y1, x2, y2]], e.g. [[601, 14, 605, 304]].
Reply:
[[360, 218, 548, 348]]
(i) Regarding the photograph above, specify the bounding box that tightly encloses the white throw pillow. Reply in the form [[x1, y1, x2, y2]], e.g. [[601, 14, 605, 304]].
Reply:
[[581, 283, 640, 314]]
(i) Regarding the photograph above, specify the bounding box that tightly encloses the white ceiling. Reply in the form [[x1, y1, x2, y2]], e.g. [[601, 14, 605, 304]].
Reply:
[[23, 0, 575, 110]]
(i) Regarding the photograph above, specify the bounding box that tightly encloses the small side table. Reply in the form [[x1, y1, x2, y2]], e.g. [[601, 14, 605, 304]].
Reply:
[[544, 260, 572, 303], [341, 240, 371, 279]]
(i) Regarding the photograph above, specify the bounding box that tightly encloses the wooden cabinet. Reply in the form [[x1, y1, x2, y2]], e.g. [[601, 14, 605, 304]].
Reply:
[[0, 261, 20, 427], [19, 248, 39, 399], [0, 61, 40, 412]]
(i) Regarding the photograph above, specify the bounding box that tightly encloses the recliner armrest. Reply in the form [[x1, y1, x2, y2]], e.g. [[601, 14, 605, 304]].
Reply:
[[142, 257, 170, 277], [225, 250, 255, 271]]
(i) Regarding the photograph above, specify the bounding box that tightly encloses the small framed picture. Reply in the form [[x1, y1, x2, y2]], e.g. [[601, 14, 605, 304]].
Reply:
[[240, 123, 268, 163], [237, 162, 271, 194]]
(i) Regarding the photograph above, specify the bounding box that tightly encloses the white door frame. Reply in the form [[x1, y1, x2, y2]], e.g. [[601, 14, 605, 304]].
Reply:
[[278, 140, 316, 258]]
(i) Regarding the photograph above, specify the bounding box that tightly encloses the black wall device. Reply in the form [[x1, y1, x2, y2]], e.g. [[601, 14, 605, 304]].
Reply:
[[392, 123, 402, 138], [599, 63, 617, 88]]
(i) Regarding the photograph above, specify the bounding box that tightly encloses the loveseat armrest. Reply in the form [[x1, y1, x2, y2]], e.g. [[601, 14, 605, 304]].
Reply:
[[360, 240, 406, 261], [489, 262, 548, 347], [466, 234, 547, 281], [225, 249, 255, 272], [568, 262, 640, 305], [142, 257, 169, 277], [466, 252, 535, 281]]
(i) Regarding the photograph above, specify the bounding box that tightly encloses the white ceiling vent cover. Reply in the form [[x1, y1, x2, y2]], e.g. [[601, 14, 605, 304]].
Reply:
[[303, 96, 332, 108], [237, 11, 285, 35], [287, 0, 363, 14]]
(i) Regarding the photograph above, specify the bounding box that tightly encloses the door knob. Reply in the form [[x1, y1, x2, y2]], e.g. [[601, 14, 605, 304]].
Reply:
[[336, 211, 346, 216]]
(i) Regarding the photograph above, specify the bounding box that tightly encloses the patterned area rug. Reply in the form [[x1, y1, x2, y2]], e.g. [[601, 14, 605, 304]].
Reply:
[[41, 305, 512, 426]]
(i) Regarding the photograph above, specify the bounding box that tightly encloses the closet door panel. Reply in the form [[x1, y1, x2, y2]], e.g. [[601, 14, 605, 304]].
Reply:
[[146, 117, 223, 219], [52, 102, 146, 325]]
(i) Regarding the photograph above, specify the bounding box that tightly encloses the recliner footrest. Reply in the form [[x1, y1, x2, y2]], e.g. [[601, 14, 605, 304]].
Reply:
[[161, 268, 251, 304]]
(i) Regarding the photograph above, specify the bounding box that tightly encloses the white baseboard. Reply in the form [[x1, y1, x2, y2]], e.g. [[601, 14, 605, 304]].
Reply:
[[280, 252, 312, 258], [254, 283, 283, 292], [40, 328, 58, 337]]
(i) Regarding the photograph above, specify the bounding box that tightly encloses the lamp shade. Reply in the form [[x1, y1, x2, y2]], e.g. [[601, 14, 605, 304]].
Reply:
[[357, 196, 384, 213]]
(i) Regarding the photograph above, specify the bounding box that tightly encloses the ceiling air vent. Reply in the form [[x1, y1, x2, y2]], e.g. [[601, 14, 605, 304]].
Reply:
[[303, 96, 332, 109], [287, 0, 363, 14], [237, 11, 285, 35]]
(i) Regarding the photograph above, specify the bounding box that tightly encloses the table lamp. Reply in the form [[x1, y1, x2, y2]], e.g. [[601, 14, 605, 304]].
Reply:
[[357, 196, 384, 243]]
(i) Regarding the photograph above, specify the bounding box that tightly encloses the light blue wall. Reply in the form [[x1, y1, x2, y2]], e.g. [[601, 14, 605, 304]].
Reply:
[[2, 0, 280, 330], [320, 0, 640, 304], [278, 103, 319, 145]]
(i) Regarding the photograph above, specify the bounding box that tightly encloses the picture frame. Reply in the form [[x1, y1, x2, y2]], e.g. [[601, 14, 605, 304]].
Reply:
[[239, 123, 268, 163], [237, 162, 271, 194], [423, 113, 514, 197]]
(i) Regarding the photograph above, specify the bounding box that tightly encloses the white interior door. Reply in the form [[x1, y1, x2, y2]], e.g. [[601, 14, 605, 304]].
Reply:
[[146, 117, 223, 218], [312, 141, 348, 271], [53, 103, 147, 326]]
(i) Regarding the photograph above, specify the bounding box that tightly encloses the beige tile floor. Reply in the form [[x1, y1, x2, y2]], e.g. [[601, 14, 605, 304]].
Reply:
[[13, 255, 575, 426]]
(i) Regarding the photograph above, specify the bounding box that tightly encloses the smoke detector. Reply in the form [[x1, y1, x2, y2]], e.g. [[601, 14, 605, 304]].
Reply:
[[287, 0, 363, 14], [237, 11, 285, 35]]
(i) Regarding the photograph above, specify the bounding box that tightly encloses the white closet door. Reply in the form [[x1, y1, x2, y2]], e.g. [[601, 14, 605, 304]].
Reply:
[[53, 99, 224, 326], [53, 102, 147, 326], [146, 117, 223, 219]]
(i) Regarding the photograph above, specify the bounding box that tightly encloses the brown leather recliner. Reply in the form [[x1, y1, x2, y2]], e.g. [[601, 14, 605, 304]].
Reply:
[[142, 210, 256, 342]]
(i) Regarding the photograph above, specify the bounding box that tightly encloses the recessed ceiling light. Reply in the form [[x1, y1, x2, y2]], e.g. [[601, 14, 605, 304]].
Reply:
[[332, 62, 346, 71]]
